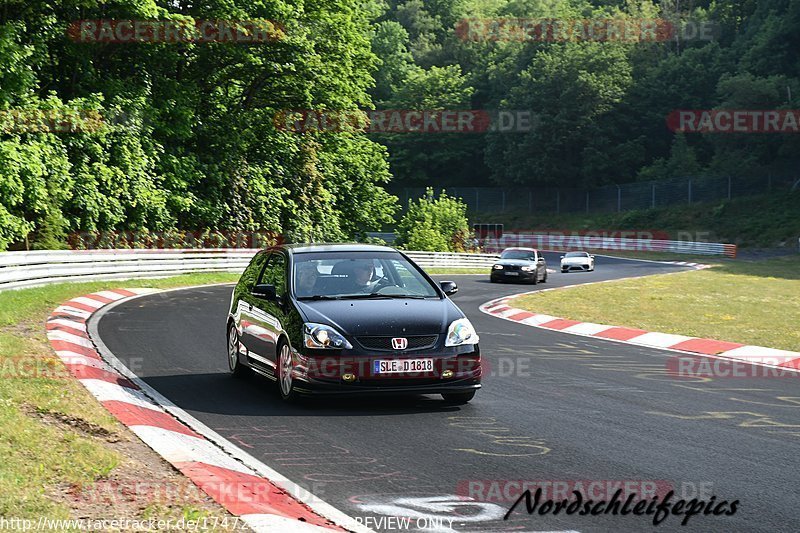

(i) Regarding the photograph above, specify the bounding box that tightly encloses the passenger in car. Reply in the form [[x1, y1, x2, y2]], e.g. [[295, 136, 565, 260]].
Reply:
[[295, 262, 319, 297]]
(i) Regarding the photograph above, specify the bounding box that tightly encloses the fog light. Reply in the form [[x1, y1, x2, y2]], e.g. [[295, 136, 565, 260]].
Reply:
[[342, 373, 356, 382], [442, 369, 454, 379]]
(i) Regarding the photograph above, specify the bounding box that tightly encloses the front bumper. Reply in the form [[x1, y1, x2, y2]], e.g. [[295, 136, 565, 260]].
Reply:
[[293, 379, 481, 396], [561, 263, 590, 271], [290, 345, 482, 396], [490, 269, 538, 282]]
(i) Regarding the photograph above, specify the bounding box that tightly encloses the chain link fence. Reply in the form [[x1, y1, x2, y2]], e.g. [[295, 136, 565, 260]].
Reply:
[[396, 174, 797, 215]]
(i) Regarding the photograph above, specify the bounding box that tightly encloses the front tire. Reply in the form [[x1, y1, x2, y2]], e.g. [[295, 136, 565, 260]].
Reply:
[[442, 391, 476, 405], [277, 341, 299, 402], [227, 323, 249, 378], [541, 270, 548, 283]]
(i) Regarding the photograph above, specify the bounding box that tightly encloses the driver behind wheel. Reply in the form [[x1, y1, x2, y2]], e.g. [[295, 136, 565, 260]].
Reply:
[[350, 260, 376, 293]]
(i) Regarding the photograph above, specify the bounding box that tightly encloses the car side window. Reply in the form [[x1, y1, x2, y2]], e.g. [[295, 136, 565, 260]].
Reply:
[[241, 251, 268, 290], [259, 253, 287, 298]]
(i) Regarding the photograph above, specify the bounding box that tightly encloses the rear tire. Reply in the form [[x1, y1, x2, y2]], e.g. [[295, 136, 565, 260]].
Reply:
[[227, 323, 249, 378], [442, 391, 476, 405]]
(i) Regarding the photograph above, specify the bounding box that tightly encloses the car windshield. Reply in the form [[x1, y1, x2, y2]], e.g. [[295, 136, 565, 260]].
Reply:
[[293, 251, 439, 300], [565, 252, 588, 258], [500, 250, 536, 260]]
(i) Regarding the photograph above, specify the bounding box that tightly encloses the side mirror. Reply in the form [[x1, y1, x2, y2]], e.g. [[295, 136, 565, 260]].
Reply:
[[251, 283, 277, 300], [590, 255, 595, 259], [439, 280, 458, 296], [560, 255, 565, 259], [538, 257, 545, 262]]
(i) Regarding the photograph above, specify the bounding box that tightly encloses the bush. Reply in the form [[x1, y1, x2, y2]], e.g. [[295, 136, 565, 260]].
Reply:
[[406, 226, 450, 252], [396, 188, 470, 252]]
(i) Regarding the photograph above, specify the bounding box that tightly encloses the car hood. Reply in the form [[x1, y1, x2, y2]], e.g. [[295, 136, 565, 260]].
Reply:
[[561, 257, 590, 264], [496, 259, 537, 267], [295, 298, 463, 336]]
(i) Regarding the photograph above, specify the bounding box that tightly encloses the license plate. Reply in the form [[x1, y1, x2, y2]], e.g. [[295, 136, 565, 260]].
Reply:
[[374, 358, 434, 374], [505, 271, 519, 276]]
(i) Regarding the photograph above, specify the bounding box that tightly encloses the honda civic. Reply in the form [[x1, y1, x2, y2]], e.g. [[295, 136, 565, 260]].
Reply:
[[226, 244, 481, 403]]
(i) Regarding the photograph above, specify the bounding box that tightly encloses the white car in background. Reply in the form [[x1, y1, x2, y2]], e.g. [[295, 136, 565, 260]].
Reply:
[[560, 251, 595, 273]]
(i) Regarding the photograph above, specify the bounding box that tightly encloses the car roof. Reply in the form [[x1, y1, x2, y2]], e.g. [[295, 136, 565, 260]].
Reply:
[[502, 247, 537, 252], [270, 243, 400, 254]]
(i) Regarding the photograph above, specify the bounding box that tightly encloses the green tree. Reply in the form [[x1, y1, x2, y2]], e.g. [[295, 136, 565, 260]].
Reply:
[[0, 0, 400, 251], [371, 21, 416, 103]]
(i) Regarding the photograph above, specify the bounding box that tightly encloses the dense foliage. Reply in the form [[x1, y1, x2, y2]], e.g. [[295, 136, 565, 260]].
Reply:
[[0, 0, 398, 250], [371, 0, 800, 188], [396, 188, 471, 252], [2, 0, 798, 251]]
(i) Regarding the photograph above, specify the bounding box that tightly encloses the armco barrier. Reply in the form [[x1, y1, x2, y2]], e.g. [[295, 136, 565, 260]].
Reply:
[[0, 249, 501, 292], [0, 237, 734, 292], [481, 234, 737, 258]]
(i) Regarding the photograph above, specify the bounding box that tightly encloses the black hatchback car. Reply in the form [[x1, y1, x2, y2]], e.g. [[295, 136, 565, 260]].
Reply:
[[226, 244, 481, 403]]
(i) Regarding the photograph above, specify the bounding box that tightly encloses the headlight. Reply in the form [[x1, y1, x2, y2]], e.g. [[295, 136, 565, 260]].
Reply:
[[445, 318, 479, 347], [492, 264, 503, 270], [303, 323, 352, 349], [521, 266, 534, 271]]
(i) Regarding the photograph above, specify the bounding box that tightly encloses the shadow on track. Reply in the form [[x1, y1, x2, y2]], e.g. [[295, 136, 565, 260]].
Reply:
[[143, 372, 468, 417]]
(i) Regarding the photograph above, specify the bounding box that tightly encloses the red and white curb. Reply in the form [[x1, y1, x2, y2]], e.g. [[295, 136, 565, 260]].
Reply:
[[47, 288, 372, 533], [479, 278, 800, 371]]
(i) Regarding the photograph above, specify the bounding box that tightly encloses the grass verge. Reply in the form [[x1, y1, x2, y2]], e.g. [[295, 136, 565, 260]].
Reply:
[[511, 255, 800, 351], [594, 251, 728, 263], [0, 272, 239, 521], [425, 267, 487, 275]]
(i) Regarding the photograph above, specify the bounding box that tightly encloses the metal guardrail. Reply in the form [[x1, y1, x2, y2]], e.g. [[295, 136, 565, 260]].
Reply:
[[0, 237, 734, 292], [0, 249, 256, 291], [481, 234, 737, 258], [403, 251, 499, 268], [0, 249, 501, 292]]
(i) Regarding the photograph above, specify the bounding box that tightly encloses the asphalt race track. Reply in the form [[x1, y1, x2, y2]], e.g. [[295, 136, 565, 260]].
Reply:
[[96, 253, 798, 532]]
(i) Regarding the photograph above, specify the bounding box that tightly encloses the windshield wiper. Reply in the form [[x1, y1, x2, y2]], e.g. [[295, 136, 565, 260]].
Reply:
[[297, 295, 342, 301], [339, 293, 429, 300]]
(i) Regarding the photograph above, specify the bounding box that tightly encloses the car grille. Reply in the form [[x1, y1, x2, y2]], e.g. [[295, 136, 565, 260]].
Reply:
[[505, 265, 521, 271], [357, 335, 439, 351]]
